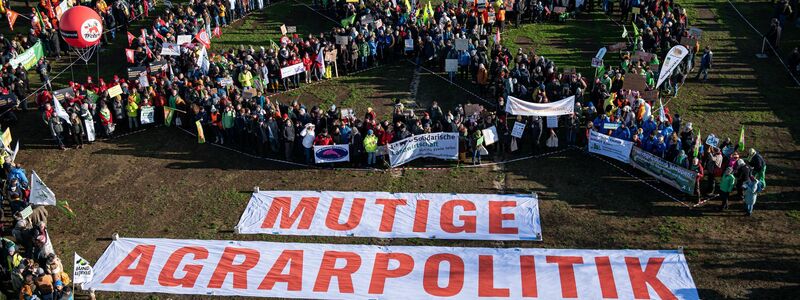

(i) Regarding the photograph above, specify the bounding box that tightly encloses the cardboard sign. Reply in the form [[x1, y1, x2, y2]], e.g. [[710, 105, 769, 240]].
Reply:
[[107, 85, 123, 98], [633, 51, 655, 63], [608, 42, 628, 52], [631, 6, 640, 14], [455, 38, 469, 51], [445, 59, 458, 72], [335, 35, 349, 45], [641, 90, 659, 102], [127, 66, 147, 80], [622, 74, 648, 92], [280, 24, 287, 35], [324, 49, 338, 62]]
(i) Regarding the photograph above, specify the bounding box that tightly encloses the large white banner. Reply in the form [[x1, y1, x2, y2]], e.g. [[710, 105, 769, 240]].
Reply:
[[655, 45, 689, 89], [313, 145, 350, 163], [85, 238, 699, 300], [281, 63, 306, 78], [388, 132, 458, 167], [505, 95, 575, 116], [236, 191, 541, 241], [30, 170, 56, 206], [588, 131, 634, 163]]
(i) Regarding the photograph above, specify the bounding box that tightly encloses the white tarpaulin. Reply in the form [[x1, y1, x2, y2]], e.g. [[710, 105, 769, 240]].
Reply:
[[236, 191, 541, 241], [85, 238, 699, 300], [388, 132, 458, 167], [656, 45, 689, 89], [30, 170, 56, 206], [313, 145, 350, 163], [505, 95, 575, 116], [281, 63, 305, 78], [588, 131, 634, 163]]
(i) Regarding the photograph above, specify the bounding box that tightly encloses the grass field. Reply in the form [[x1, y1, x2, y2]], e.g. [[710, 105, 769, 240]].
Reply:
[[5, 0, 800, 299]]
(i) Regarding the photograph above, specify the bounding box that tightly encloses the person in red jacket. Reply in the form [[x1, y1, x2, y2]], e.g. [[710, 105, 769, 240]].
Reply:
[[313, 128, 333, 145]]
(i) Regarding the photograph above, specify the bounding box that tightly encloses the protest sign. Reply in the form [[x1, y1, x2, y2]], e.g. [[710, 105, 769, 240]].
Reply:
[[20, 206, 32, 219], [445, 59, 458, 72], [281, 63, 305, 78], [138, 73, 150, 88], [630, 147, 697, 194], [160, 43, 180, 56], [85, 119, 96, 142], [464, 104, 484, 116], [335, 35, 349, 45], [633, 51, 655, 63], [176, 35, 192, 45], [149, 61, 167, 74], [286, 26, 297, 33], [280, 24, 287, 35], [217, 77, 234, 86], [313, 145, 350, 163], [506, 95, 574, 116], [705, 134, 720, 148], [595, 47, 607, 59], [340, 108, 355, 119], [107, 85, 123, 98], [591, 57, 604, 68], [589, 131, 634, 163], [622, 74, 648, 91], [73, 253, 94, 285], [608, 42, 628, 52], [404, 38, 413, 51], [482, 126, 498, 146], [237, 191, 542, 240], [511, 121, 526, 138], [374, 19, 383, 29], [127, 66, 147, 80], [641, 90, 659, 102], [455, 38, 469, 51], [689, 27, 703, 38], [242, 89, 256, 100], [53, 87, 76, 102], [603, 122, 621, 130], [324, 49, 338, 62], [547, 116, 558, 128], [680, 36, 697, 48], [389, 132, 458, 167], [632, 6, 641, 14], [85, 238, 698, 299], [140, 106, 155, 124]]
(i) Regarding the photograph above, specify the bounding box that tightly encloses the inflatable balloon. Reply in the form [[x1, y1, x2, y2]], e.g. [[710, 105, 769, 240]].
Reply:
[[59, 6, 103, 49]]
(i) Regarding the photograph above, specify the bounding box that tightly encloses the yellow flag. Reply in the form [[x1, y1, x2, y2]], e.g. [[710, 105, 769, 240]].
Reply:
[[196, 120, 205, 144], [2, 128, 11, 149]]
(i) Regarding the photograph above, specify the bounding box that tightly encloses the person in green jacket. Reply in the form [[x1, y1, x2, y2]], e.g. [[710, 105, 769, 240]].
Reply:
[[221, 105, 235, 145], [364, 130, 378, 166], [719, 167, 735, 211], [126, 99, 139, 130]]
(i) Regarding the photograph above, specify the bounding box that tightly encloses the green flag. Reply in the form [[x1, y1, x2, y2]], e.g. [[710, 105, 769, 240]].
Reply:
[[57, 200, 75, 219], [164, 107, 174, 126], [631, 22, 640, 37], [738, 125, 745, 151], [86, 91, 99, 103], [340, 14, 356, 28], [693, 130, 701, 158]]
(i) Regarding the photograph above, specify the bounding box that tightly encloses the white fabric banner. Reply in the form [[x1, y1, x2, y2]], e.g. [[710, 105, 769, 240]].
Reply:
[[656, 45, 689, 89], [85, 238, 699, 300], [30, 170, 56, 206], [281, 63, 305, 78], [588, 131, 634, 163], [74, 253, 95, 285], [53, 96, 72, 125], [236, 191, 541, 241], [313, 145, 350, 163], [388, 132, 459, 167], [505, 95, 575, 116]]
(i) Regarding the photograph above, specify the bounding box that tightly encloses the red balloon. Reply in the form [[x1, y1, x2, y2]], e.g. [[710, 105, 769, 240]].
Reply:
[[59, 6, 104, 48]]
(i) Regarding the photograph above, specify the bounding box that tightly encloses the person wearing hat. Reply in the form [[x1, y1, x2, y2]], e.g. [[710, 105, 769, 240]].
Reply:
[[210, 106, 223, 144], [281, 114, 295, 161], [35, 266, 55, 299], [747, 148, 766, 188], [364, 129, 378, 166], [695, 46, 713, 82], [719, 167, 736, 211], [300, 123, 315, 164]]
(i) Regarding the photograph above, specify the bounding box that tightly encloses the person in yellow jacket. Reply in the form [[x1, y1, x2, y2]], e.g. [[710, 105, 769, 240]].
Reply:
[[238, 66, 254, 90], [126, 98, 139, 130], [364, 129, 378, 166]]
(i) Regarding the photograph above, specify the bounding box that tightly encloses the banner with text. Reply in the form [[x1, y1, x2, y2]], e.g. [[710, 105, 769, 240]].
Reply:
[[85, 238, 699, 300], [629, 147, 697, 194], [9, 41, 44, 70], [313, 145, 350, 163], [588, 131, 634, 163], [505, 95, 575, 116], [388, 132, 458, 167], [236, 191, 541, 240], [281, 63, 305, 78]]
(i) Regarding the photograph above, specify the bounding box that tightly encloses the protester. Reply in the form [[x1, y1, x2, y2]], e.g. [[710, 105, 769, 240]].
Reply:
[[742, 175, 764, 216]]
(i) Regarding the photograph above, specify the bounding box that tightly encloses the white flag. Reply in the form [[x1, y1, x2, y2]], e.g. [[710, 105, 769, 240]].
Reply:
[[316, 48, 326, 79], [30, 170, 56, 206], [659, 98, 667, 122], [656, 45, 689, 89], [73, 253, 94, 286], [197, 47, 210, 74], [9, 141, 19, 162], [53, 96, 72, 125]]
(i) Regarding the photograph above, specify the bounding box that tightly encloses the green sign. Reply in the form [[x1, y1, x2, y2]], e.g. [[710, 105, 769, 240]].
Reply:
[[629, 147, 697, 195], [9, 41, 44, 70]]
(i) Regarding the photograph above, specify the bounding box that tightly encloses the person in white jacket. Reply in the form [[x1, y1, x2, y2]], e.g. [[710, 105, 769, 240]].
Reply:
[[300, 123, 315, 164]]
